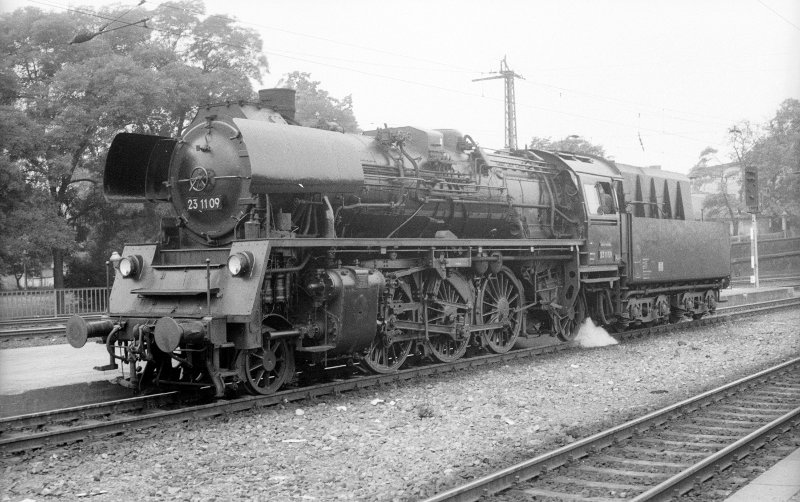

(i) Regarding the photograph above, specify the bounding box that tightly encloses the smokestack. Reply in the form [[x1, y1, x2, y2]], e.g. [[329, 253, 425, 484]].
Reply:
[[259, 88, 296, 122]]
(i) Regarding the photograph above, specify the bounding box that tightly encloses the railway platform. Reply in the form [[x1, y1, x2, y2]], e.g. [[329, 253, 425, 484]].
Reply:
[[0, 342, 119, 396], [724, 447, 800, 502], [720, 284, 797, 306], [0, 342, 130, 416]]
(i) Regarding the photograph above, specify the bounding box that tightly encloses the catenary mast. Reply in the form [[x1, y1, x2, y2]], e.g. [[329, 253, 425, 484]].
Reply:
[[473, 57, 524, 150]]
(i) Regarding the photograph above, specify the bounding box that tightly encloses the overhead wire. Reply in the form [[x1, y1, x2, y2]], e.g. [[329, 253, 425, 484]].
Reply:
[[12, 0, 767, 135], [757, 0, 800, 32], [144, 0, 480, 74], [7, 0, 771, 149], [146, 0, 789, 129], [260, 47, 728, 145], [28, 0, 776, 128]]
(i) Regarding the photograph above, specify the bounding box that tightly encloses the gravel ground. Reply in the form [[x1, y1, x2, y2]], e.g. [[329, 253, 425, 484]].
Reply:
[[2, 309, 799, 502]]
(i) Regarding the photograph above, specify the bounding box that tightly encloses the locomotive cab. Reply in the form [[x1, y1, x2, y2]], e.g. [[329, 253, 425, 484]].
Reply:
[[534, 150, 623, 268]]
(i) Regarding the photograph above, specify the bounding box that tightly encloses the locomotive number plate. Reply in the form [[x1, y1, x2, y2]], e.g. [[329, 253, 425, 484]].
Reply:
[[187, 196, 223, 211]]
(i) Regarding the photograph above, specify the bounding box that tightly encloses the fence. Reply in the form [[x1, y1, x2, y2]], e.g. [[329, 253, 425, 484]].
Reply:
[[730, 236, 800, 278], [0, 287, 108, 320]]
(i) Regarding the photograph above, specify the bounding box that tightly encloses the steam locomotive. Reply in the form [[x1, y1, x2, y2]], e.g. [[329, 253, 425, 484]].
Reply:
[[66, 88, 731, 396]]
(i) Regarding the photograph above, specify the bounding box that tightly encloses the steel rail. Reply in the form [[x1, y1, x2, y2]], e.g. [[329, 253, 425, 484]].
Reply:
[[1, 297, 797, 453], [716, 296, 800, 315], [0, 392, 180, 432], [0, 345, 566, 453], [0, 294, 796, 341], [632, 407, 800, 501], [0, 315, 102, 328], [421, 358, 800, 502], [0, 326, 67, 339]]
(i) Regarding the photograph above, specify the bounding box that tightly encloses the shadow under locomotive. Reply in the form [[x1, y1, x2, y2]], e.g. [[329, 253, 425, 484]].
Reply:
[[66, 89, 730, 397]]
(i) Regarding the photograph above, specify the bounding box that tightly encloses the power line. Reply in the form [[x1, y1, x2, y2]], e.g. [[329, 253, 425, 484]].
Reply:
[[18, 0, 786, 133], [517, 79, 737, 128], [151, 0, 791, 129], [10, 0, 750, 150], [147, 0, 478, 74], [757, 0, 800, 32], [27, 0, 261, 56], [263, 47, 729, 145]]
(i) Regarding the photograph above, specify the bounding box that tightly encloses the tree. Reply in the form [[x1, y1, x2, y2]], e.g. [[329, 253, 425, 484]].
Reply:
[[278, 71, 359, 132], [0, 1, 268, 288], [529, 135, 607, 157], [689, 101, 800, 235], [0, 153, 75, 288], [64, 191, 161, 287], [745, 99, 800, 229], [688, 146, 744, 234]]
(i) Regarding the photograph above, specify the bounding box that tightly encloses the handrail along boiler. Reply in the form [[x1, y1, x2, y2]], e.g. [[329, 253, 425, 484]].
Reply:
[[66, 88, 731, 396]]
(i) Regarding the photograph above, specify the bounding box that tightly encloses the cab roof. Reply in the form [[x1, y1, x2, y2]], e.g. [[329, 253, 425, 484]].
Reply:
[[532, 150, 622, 179]]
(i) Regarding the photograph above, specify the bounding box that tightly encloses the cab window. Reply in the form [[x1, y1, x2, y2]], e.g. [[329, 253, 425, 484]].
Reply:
[[585, 182, 616, 215]]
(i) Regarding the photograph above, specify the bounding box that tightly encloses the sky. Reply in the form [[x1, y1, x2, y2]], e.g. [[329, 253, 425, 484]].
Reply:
[[3, 0, 799, 174]]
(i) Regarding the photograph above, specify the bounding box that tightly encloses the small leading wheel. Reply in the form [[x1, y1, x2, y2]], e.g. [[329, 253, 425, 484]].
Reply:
[[425, 272, 471, 363], [556, 292, 587, 342], [364, 279, 416, 373], [477, 266, 523, 353], [238, 338, 294, 395]]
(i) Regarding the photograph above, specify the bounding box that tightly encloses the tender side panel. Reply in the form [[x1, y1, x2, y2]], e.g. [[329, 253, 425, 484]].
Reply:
[[628, 217, 730, 283]]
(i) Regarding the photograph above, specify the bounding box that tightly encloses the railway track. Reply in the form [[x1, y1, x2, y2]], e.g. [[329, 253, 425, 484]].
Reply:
[[0, 315, 101, 340], [0, 392, 184, 451], [0, 315, 101, 328], [423, 357, 800, 502], [0, 325, 67, 339], [0, 294, 795, 341], [730, 274, 800, 287], [1, 296, 798, 454]]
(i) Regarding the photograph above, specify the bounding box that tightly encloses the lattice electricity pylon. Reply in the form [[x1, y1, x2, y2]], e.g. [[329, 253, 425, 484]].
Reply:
[[473, 57, 524, 150]]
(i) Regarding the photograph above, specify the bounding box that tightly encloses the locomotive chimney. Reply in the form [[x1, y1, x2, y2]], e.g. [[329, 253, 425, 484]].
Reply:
[[259, 88, 296, 122]]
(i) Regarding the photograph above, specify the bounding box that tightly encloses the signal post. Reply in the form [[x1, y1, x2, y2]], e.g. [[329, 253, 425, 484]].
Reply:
[[744, 164, 760, 288]]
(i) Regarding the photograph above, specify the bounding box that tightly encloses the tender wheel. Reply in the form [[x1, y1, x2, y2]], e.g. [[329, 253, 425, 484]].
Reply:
[[477, 266, 523, 353], [424, 272, 472, 363], [238, 338, 294, 395], [556, 291, 587, 342], [364, 279, 416, 373], [654, 295, 670, 324], [704, 290, 717, 314]]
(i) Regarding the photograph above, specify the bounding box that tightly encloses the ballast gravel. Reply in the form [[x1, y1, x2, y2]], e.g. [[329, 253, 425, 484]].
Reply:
[[2, 309, 799, 502]]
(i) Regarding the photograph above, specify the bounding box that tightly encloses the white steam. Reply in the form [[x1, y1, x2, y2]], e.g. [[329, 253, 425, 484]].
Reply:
[[573, 318, 619, 348]]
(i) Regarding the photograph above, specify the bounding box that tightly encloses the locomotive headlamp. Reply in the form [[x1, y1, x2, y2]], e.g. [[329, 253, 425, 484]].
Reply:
[[119, 255, 144, 279], [227, 251, 254, 277]]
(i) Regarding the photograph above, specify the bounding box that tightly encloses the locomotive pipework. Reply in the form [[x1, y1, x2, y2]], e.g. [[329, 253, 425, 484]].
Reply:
[[67, 87, 730, 396]]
